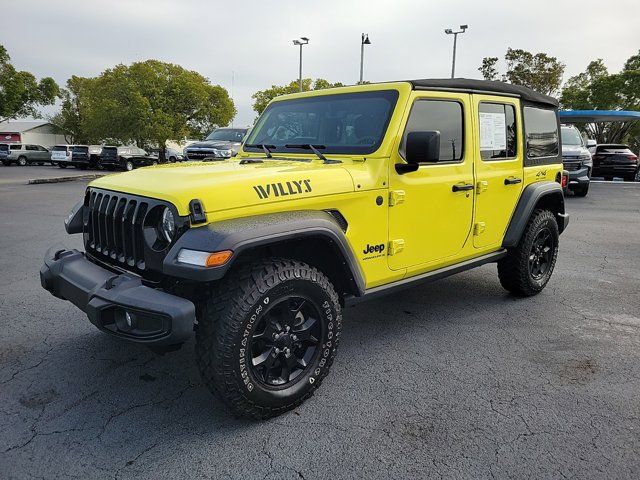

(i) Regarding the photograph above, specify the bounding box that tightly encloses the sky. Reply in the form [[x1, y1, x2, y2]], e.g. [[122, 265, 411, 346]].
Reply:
[[3, 0, 639, 127]]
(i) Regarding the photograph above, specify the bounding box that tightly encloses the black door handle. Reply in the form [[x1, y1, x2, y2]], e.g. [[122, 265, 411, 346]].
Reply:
[[504, 177, 522, 185], [452, 183, 474, 192]]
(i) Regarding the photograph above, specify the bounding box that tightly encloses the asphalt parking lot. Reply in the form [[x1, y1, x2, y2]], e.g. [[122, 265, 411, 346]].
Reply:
[[1, 168, 639, 479]]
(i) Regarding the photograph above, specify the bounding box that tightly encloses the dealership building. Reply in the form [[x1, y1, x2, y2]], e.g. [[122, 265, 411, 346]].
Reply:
[[0, 120, 67, 147]]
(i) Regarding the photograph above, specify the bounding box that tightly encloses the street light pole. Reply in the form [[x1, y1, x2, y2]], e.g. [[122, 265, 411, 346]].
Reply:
[[444, 25, 468, 79], [292, 37, 309, 92], [359, 33, 371, 84]]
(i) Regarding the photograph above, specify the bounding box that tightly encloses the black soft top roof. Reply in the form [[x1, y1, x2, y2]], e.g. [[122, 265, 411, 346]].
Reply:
[[408, 78, 558, 107]]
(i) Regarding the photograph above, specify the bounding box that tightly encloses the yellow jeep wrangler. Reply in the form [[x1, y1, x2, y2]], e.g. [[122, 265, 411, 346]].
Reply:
[[41, 79, 569, 419]]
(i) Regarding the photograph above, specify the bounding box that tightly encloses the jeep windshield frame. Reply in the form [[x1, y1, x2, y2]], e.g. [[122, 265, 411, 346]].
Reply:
[[244, 90, 399, 156]]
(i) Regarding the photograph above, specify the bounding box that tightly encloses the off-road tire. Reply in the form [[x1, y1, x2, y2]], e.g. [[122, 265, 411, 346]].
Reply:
[[498, 209, 559, 296], [196, 258, 342, 419], [17, 156, 27, 166]]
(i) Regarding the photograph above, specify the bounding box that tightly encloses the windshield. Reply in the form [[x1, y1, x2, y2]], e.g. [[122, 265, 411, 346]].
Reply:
[[244, 90, 399, 155], [561, 128, 583, 146], [205, 128, 247, 142], [52, 146, 68, 152]]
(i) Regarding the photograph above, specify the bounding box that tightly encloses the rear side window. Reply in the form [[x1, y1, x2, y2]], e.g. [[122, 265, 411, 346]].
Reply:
[[26, 145, 38, 151], [400, 99, 464, 162], [479, 103, 517, 160], [524, 107, 559, 158]]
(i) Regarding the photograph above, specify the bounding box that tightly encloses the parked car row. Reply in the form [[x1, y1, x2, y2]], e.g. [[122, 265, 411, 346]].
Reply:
[[560, 124, 640, 197], [1, 143, 171, 171]]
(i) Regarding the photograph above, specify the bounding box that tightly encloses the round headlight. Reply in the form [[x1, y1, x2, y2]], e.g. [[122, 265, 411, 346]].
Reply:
[[160, 208, 175, 242]]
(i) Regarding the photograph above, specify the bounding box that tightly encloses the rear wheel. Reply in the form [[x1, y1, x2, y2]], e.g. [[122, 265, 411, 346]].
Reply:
[[125, 161, 134, 171], [498, 209, 559, 296], [196, 258, 342, 419], [17, 156, 27, 166]]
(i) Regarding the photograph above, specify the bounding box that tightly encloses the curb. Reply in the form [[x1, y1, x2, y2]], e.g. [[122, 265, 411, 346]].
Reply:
[[28, 174, 107, 185]]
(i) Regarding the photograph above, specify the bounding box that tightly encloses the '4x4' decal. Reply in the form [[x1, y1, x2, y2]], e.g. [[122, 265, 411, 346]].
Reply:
[[253, 180, 312, 199]]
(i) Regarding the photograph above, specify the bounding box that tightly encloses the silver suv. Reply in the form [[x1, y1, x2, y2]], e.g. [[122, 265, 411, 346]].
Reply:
[[2, 143, 52, 166]]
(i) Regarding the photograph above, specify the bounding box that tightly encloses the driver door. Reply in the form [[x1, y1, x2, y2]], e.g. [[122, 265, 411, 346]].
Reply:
[[388, 91, 474, 272]]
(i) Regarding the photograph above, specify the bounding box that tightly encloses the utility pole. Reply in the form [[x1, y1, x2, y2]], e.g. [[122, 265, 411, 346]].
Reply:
[[359, 33, 371, 84], [444, 25, 468, 78], [292, 37, 309, 92]]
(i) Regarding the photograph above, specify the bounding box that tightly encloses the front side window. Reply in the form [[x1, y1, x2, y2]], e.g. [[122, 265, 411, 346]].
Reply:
[[400, 99, 464, 162], [524, 107, 559, 158], [26, 145, 37, 151], [479, 103, 517, 160], [10, 144, 22, 150], [245, 90, 399, 155]]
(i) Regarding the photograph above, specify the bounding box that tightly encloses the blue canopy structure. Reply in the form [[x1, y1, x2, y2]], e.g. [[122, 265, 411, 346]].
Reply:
[[559, 110, 640, 123]]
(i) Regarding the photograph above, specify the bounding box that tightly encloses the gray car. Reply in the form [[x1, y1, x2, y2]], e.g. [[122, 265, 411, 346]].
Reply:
[[184, 127, 250, 161], [2, 143, 52, 166], [561, 125, 592, 197]]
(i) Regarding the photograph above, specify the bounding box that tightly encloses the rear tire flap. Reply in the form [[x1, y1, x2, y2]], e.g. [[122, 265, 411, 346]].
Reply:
[[498, 209, 559, 296], [196, 258, 342, 419]]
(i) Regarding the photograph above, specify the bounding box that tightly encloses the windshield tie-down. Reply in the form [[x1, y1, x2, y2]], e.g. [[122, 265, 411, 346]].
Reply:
[[244, 143, 274, 158]]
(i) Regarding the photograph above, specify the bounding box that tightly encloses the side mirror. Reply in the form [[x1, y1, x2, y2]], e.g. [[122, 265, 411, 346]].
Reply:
[[586, 139, 597, 148], [396, 131, 441, 174]]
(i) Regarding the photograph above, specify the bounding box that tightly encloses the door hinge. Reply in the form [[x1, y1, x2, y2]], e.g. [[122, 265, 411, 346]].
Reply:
[[388, 239, 405, 255], [476, 181, 488, 194], [473, 222, 486, 235], [388, 190, 405, 206]]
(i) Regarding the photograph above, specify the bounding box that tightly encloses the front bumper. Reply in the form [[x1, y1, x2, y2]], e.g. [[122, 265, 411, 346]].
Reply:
[[565, 166, 590, 190], [40, 248, 195, 345]]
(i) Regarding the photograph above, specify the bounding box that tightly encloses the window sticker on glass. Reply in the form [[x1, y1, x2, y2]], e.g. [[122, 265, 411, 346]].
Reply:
[[480, 112, 506, 151]]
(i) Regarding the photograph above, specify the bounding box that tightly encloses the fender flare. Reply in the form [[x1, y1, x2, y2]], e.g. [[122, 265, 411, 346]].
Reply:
[[502, 181, 568, 248], [163, 210, 366, 294]]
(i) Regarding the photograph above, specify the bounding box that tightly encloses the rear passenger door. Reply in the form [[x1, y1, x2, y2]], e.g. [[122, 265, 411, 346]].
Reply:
[[472, 95, 523, 249]]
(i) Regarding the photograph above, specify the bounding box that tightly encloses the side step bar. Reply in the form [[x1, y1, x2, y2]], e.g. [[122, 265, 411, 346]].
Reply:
[[345, 250, 507, 306]]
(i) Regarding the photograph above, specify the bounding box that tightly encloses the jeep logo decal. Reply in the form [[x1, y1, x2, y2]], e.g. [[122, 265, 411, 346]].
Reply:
[[253, 179, 312, 200], [363, 243, 385, 255]]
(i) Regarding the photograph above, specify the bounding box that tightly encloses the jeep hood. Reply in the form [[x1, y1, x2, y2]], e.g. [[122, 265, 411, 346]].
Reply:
[[89, 159, 355, 216]]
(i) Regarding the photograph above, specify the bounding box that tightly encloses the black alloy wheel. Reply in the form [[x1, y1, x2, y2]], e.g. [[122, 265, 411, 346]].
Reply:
[[528, 227, 554, 280], [249, 297, 322, 387]]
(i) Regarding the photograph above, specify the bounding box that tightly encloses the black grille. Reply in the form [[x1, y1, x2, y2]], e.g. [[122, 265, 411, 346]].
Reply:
[[563, 161, 582, 171], [85, 189, 149, 270], [185, 151, 211, 160]]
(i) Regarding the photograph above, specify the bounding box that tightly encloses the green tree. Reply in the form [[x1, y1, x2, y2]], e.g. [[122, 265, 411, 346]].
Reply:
[[49, 75, 95, 144], [0, 44, 59, 123], [251, 78, 344, 115], [560, 50, 640, 144], [478, 48, 565, 95], [53, 60, 235, 158]]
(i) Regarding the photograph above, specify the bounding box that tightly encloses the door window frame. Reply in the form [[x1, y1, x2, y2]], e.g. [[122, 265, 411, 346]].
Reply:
[[478, 101, 519, 162], [398, 97, 466, 166]]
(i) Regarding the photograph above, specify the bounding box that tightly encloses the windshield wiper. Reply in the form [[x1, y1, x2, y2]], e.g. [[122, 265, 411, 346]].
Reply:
[[284, 144, 342, 164], [244, 143, 275, 158]]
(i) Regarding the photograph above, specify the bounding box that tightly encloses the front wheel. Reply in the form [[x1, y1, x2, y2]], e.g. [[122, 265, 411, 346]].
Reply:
[[196, 258, 342, 419], [634, 170, 640, 182], [125, 161, 134, 171], [17, 156, 27, 166], [498, 209, 559, 296]]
